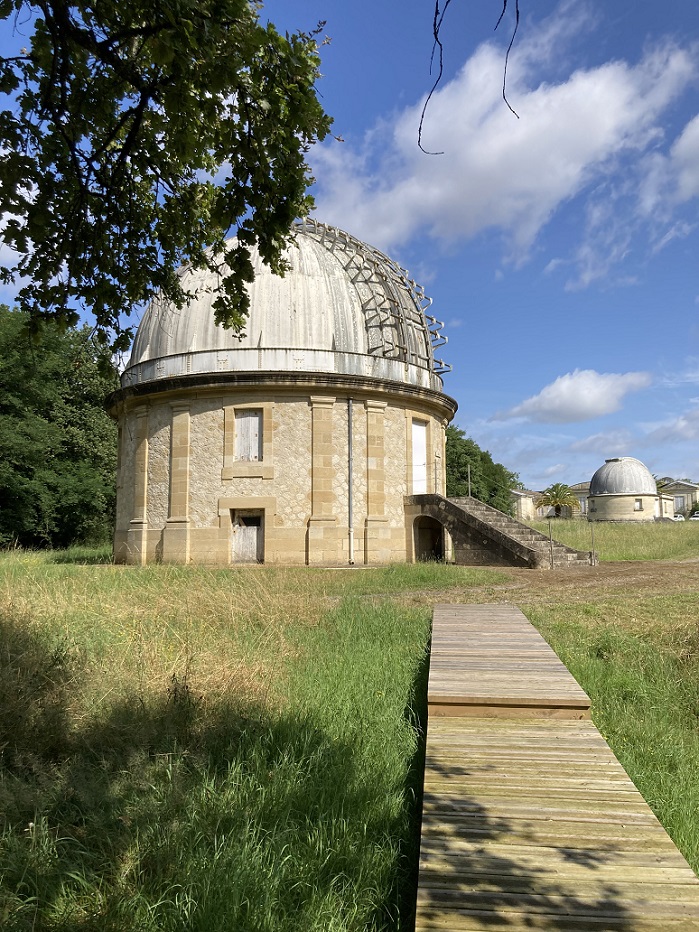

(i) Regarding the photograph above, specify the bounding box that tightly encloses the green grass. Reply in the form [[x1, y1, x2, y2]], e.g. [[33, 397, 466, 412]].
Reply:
[[0, 553, 501, 931], [526, 594, 699, 872], [3, 548, 699, 928], [530, 518, 699, 561]]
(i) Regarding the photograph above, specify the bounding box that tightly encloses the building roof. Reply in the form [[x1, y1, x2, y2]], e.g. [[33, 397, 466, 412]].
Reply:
[[589, 457, 657, 496], [122, 219, 449, 392], [660, 479, 699, 491]]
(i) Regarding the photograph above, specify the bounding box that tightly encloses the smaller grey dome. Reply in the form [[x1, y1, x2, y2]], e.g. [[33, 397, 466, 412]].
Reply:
[[589, 457, 656, 496]]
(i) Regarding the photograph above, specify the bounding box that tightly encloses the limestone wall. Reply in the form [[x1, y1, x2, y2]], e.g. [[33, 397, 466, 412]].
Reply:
[[147, 405, 171, 529], [112, 380, 453, 565], [588, 493, 657, 522]]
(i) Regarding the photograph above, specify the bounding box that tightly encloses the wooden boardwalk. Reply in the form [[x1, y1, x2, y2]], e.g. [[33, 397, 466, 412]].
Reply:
[[416, 604, 699, 931]]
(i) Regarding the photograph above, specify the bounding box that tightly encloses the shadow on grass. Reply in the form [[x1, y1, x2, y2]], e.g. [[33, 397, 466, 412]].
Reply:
[[0, 608, 647, 932], [0, 611, 418, 931], [46, 546, 113, 565], [388, 647, 430, 932]]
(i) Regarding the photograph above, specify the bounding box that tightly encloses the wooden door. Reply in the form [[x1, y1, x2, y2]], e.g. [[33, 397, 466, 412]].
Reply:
[[231, 511, 264, 563]]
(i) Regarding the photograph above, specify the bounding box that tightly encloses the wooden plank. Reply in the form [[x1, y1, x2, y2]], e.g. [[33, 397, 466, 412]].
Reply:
[[415, 605, 699, 931], [427, 604, 590, 715]]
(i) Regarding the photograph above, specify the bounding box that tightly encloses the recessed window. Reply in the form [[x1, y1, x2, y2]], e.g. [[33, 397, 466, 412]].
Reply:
[[235, 409, 262, 462], [634, 498, 643, 511]]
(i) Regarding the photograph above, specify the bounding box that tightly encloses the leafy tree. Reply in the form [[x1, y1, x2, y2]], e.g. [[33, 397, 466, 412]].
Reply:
[[535, 483, 580, 518], [0, 306, 118, 547], [0, 1, 332, 351], [445, 424, 520, 514]]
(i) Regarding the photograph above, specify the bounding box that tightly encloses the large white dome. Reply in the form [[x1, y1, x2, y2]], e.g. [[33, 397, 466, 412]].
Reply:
[[122, 219, 449, 392], [589, 457, 656, 496]]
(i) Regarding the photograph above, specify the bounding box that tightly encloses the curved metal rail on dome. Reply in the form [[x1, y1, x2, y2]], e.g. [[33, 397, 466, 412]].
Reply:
[[296, 218, 451, 376]]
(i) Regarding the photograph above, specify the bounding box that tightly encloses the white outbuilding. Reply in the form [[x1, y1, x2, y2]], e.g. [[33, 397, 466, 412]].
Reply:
[[109, 220, 457, 565]]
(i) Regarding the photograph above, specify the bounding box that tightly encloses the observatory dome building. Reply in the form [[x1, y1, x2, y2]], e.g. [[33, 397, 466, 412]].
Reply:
[[587, 456, 662, 522], [110, 220, 457, 565]]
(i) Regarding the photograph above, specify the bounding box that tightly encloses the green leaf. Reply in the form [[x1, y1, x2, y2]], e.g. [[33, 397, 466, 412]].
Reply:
[[0, 1, 332, 352]]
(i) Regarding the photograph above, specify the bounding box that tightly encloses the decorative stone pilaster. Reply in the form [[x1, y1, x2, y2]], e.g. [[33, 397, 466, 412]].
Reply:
[[307, 396, 339, 564], [365, 400, 386, 516], [126, 407, 149, 565], [162, 402, 191, 563], [364, 400, 389, 563]]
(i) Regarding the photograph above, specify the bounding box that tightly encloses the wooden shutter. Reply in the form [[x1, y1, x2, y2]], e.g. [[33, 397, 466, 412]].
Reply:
[[235, 410, 262, 462]]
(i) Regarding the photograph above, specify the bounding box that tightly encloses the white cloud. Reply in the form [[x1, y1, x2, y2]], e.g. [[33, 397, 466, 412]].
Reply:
[[311, 5, 697, 274], [636, 114, 699, 225], [660, 359, 699, 387], [542, 463, 567, 478], [644, 406, 699, 444], [492, 369, 652, 423], [570, 429, 635, 454], [673, 115, 699, 202]]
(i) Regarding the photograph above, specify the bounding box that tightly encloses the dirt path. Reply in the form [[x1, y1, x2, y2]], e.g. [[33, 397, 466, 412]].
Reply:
[[401, 560, 699, 608]]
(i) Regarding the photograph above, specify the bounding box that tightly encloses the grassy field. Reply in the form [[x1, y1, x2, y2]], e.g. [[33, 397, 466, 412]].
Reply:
[[1, 546, 698, 929], [530, 517, 699, 561], [0, 553, 508, 931], [524, 593, 699, 872]]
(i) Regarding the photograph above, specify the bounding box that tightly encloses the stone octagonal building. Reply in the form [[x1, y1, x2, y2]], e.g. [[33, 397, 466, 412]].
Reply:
[[109, 220, 457, 565]]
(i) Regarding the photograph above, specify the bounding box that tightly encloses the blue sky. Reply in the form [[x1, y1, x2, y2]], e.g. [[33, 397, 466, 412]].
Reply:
[[263, 0, 699, 490], [1, 2, 697, 491]]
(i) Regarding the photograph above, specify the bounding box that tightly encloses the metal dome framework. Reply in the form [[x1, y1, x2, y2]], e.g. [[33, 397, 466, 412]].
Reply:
[[295, 218, 450, 375], [122, 220, 451, 391]]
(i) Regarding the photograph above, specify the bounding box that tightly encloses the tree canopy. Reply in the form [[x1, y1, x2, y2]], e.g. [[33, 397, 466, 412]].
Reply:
[[445, 424, 520, 514], [0, 305, 118, 547], [0, 1, 332, 350]]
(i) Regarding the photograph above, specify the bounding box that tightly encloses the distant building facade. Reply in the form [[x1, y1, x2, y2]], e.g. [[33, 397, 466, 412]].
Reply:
[[657, 478, 699, 516], [511, 489, 539, 522], [513, 459, 681, 524]]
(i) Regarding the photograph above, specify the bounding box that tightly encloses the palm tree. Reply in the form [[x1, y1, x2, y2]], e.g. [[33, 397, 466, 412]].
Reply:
[[535, 483, 581, 518]]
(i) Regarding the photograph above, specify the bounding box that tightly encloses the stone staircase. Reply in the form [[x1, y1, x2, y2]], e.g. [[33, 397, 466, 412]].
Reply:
[[405, 494, 596, 569]]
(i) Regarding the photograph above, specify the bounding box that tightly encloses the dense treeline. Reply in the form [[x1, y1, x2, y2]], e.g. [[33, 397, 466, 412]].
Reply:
[[0, 306, 118, 548], [445, 424, 520, 514]]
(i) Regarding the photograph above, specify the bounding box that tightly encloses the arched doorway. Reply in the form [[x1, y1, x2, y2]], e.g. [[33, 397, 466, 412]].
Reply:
[[414, 516, 444, 562]]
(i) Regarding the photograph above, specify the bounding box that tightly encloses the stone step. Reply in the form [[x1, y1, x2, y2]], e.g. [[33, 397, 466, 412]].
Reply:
[[407, 494, 595, 570], [443, 495, 595, 570]]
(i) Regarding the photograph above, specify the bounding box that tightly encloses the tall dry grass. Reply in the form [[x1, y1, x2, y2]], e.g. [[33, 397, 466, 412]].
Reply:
[[0, 551, 501, 930], [530, 518, 699, 561]]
